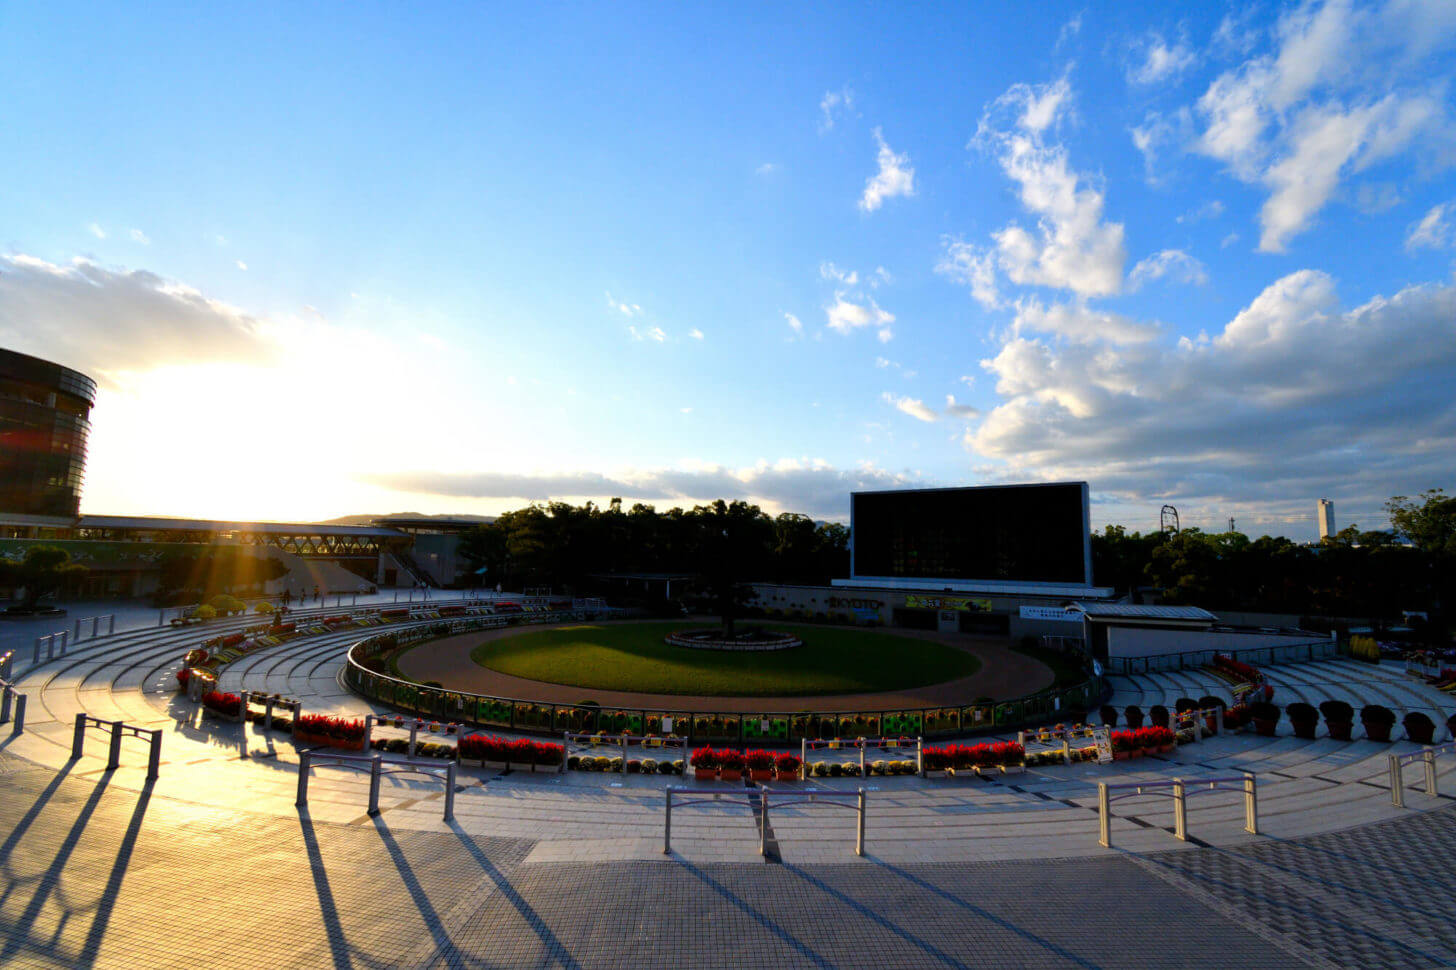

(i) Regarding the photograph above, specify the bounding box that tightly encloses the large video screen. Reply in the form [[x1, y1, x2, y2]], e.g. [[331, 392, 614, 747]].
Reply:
[[851, 483, 1090, 585]]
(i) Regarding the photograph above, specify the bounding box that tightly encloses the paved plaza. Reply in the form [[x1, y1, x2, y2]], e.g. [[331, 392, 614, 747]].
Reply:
[[3, 598, 1456, 967]]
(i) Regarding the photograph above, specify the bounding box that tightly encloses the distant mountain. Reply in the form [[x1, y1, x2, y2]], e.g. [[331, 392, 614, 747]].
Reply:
[[320, 512, 496, 526]]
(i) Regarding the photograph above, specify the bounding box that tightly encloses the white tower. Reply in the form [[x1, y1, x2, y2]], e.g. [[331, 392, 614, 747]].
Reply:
[[1317, 499, 1335, 540]]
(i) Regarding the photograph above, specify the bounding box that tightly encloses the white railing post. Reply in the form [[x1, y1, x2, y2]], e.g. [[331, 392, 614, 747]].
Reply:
[[107, 615, 115, 636], [74, 618, 81, 640], [856, 788, 866, 857], [296, 750, 311, 806], [860, 739, 866, 777], [1244, 773, 1258, 834], [1389, 753, 1405, 808], [367, 755, 382, 816], [916, 736, 924, 777], [1172, 779, 1187, 841], [444, 762, 456, 822], [800, 738, 807, 780], [663, 787, 674, 854], [409, 720, 419, 759], [1424, 749, 1438, 797], [759, 790, 769, 856], [0, 688, 9, 725], [59, 631, 67, 655], [107, 720, 122, 770], [1098, 782, 1112, 847], [146, 729, 161, 780], [12, 694, 25, 735]]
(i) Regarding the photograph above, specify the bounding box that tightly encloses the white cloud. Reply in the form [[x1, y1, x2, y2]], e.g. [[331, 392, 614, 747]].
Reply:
[[628, 325, 666, 342], [1190, 0, 1456, 251], [784, 312, 803, 334], [1011, 298, 1159, 345], [958, 375, 975, 388], [1128, 32, 1196, 86], [944, 395, 980, 419], [936, 239, 1001, 309], [1177, 200, 1226, 224], [881, 392, 938, 422], [606, 292, 642, 317], [819, 261, 858, 285], [968, 270, 1456, 522], [129, 229, 150, 245], [1128, 249, 1208, 290], [1057, 12, 1083, 51], [819, 86, 853, 133], [755, 162, 778, 176], [973, 77, 1127, 298], [367, 458, 922, 520], [679, 407, 692, 414], [874, 357, 893, 369], [858, 128, 916, 212], [688, 328, 704, 340], [872, 266, 892, 287], [1405, 201, 1453, 250], [825, 294, 894, 338], [87, 223, 105, 239], [1221, 232, 1241, 248], [236, 260, 248, 271], [0, 253, 275, 380]]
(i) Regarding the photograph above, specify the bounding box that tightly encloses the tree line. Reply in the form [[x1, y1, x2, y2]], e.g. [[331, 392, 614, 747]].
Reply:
[[456, 499, 849, 595]]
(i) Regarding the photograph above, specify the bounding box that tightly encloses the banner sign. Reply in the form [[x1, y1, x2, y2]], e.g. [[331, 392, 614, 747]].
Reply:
[[1095, 730, 1113, 764], [905, 594, 992, 612], [1019, 606, 1081, 623]]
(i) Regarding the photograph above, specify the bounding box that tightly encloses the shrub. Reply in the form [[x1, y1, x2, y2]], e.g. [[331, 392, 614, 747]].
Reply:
[[828, 762, 844, 777], [175, 668, 191, 689], [626, 759, 641, 774], [842, 762, 861, 776], [689, 747, 719, 769], [1124, 705, 1144, 728], [1174, 697, 1199, 713], [1403, 711, 1436, 744], [1098, 704, 1118, 727], [869, 760, 887, 776], [641, 758, 658, 773], [1248, 700, 1280, 723], [201, 690, 241, 717], [921, 746, 951, 771], [1361, 704, 1396, 726], [1148, 705, 1169, 728], [1319, 700, 1353, 722], [811, 761, 829, 777], [253, 602, 275, 614], [194, 605, 217, 620], [774, 753, 801, 773], [1286, 702, 1317, 722], [746, 750, 774, 771], [717, 749, 745, 771]]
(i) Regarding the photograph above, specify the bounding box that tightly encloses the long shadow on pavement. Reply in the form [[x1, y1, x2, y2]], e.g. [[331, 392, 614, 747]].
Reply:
[[446, 820, 585, 970], [370, 816, 466, 967], [75, 779, 153, 969], [297, 808, 356, 970]]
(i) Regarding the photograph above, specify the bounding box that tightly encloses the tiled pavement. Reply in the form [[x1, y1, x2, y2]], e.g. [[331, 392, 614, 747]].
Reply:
[[5, 610, 1456, 965]]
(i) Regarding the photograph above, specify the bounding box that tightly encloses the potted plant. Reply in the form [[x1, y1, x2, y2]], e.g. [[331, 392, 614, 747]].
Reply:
[[718, 749, 745, 782], [689, 746, 718, 781], [774, 753, 801, 781], [1361, 704, 1396, 742], [746, 750, 774, 782], [1099, 704, 1118, 727], [1174, 697, 1198, 715], [1286, 702, 1319, 740], [1320, 700, 1354, 741], [1111, 731, 1134, 761], [1249, 700, 1280, 737], [1148, 705, 1170, 729], [1404, 711, 1436, 745], [1124, 705, 1144, 729], [1198, 696, 1225, 734], [920, 746, 950, 777]]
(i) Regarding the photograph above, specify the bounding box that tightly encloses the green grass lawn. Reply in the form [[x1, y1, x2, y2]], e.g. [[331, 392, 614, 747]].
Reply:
[[1010, 641, 1088, 688], [462, 621, 980, 697]]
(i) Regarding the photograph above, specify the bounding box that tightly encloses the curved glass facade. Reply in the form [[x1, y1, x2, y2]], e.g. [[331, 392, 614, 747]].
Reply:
[[0, 349, 96, 517]]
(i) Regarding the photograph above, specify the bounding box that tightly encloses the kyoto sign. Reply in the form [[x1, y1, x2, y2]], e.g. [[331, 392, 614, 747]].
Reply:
[[905, 594, 992, 612]]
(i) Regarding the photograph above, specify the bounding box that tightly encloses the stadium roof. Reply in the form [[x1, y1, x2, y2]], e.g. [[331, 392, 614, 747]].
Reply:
[[77, 514, 407, 538], [1071, 603, 1218, 622]]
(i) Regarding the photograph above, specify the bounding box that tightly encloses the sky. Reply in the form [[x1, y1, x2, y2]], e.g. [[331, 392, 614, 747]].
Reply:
[[2, 1, 1454, 541]]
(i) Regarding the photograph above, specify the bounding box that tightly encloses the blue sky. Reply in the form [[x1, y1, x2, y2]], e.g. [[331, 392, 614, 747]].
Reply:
[[2, 1, 1454, 539]]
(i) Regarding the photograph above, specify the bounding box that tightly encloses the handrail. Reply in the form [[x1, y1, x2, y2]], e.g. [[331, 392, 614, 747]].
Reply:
[[1097, 774, 1256, 847], [799, 736, 923, 778], [1388, 742, 1456, 807], [296, 750, 456, 821], [343, 618, 1101, 744], [0, 651, 24, 736], [70, 713, 161, 779], [663, 786, 866, 856]]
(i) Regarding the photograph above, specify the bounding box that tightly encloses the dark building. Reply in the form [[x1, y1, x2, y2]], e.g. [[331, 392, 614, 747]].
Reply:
[[0, 348, 96, 517]]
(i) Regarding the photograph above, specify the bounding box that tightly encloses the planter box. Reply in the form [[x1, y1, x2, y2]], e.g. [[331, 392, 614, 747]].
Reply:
[[1326, 721, 1353, 741], [1362, 723, 1393, 743], [775, 770, 800, 782], [1253, 719, 1278, 737], [202, 706, 243, 724], [749, 769, 773, 782], [1290, 721, 1318, 740], [693, 768, 717, 781], [719, 769, 743, 782]]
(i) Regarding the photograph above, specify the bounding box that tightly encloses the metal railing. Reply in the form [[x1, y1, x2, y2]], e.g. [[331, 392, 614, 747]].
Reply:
[[1106, 638, 1336, 675], [663, 786, 867, 857], [563, 732, 688, 773], [296, 750, 456, 821], [801, 736, 923, 779], [1388, 742, 1456, 807], [0, 651, 25, 736], [1097, 774, 1257, 848], [73, 614, 116, 641], [32, 631, 68, 665], [344, 617, 1101, 743], [70, 713, 161, 779]]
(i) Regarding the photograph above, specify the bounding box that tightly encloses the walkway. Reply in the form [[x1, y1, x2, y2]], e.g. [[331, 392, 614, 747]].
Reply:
[[1, 599, 1455, 966]]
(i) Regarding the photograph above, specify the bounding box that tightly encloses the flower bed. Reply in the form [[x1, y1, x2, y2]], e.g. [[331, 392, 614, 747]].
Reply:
[[296, 714, 367, 750], [202, 690, 242, 720], [457, 733, 563, 769]]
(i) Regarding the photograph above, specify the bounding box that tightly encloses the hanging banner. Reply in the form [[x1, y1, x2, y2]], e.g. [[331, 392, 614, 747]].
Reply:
[[905, 594, 992, 612], [1019, 606, 1081, 622]]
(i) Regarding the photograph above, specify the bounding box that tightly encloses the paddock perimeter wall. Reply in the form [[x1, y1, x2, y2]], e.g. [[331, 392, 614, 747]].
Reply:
[[343, 616, 1101, 744]]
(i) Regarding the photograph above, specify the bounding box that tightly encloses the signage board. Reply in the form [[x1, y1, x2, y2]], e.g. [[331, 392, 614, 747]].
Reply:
[[905, 594, 992, 612], [1094, 728, 1113, 764], [1019, 606, 1081, 622]]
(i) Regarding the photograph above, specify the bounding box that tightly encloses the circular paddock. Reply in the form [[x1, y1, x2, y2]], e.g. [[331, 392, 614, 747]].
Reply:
[[394, 618, 1055, 714]]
